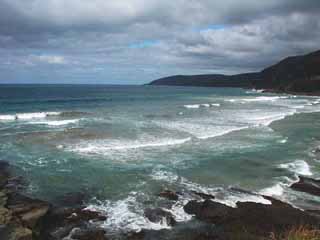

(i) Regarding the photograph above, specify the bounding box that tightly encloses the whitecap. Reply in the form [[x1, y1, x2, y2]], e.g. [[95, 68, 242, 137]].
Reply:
[[0, 112, 61, 121], [155, 120, 248, 140], [200, 104, 210, 107], [227, 96, 287, 103], [0, 115, 16, 121], [210, 103, 220, 107], [30, 119, 80, 126], [196, 126, 249, 139], [260, 183, 284, 196], [86, 193, 171, 233], [68, 137, 191, 155], [150, 170, 179, 184], [183, 104, 200, 109], [278, 138, 288, 144], [278, 160, 312, 176]]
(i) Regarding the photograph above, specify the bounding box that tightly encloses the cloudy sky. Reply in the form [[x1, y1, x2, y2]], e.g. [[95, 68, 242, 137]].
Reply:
[[1, 1, 320, 84]]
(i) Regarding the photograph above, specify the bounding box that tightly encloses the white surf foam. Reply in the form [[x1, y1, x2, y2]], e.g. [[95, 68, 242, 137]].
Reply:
[[227, 96, 288, 104], [260, 183, 284, 196], [151, 170, 271, 207], [279, 160, 312, 176], [0, 112, 61, 121], [156, 120, 248, 140], [69, 137, 191, 155], [30, 119, 80, 126], [150, 169, 179, 184], [184, 103, 219, 109], [210, 103, 220, 107], [86, 193, 171, 233], [196, 126, 249, 139], [200, 104, 210, 107], [244, 110, 296, 126], [278, 138, 288, 144], [183, 104, 200, 109], [0, 115, 16, 121]]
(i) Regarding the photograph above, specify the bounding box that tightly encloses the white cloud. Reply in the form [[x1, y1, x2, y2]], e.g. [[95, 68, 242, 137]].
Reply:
[[32, 55, 67, 65]]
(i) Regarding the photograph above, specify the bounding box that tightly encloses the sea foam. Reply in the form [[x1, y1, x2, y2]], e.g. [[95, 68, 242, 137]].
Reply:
[[0, 112, 61, 121], [69, 137, 191, 155], [30, 119, 80, 126], [279, 160, 312, 176]]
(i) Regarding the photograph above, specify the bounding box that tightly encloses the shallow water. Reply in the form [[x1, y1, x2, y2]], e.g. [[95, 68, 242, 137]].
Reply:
[[1, 84, 320, 233]]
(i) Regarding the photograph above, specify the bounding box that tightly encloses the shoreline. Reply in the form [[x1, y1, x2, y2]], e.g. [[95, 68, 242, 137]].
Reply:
[[1, 159, 320, 240]]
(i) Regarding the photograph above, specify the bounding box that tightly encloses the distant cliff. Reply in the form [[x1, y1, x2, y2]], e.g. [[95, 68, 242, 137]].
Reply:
[[149, 50, 320, 95]]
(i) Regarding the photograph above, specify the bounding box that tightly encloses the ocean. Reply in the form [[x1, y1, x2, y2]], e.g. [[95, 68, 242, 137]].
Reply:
[[1, 84, 320, 233]]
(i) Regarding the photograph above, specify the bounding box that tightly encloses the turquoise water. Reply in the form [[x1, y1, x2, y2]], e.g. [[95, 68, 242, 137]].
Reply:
[[1, 84, 320, 232]]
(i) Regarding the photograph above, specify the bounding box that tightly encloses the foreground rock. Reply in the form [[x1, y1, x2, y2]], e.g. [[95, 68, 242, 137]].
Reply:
[[158, 190, 179, 201], [184, 196, 320, 239], [0, 161, 108, 240], [290, 176, 320, 196], [144, 208, 176, 226]]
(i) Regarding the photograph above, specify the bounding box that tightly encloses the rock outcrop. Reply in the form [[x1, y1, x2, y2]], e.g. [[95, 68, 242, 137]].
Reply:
[[290, 176, 320, 196]]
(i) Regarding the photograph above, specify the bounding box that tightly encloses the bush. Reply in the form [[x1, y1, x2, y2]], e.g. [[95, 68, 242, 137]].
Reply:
[[270, 226, 320, 240]]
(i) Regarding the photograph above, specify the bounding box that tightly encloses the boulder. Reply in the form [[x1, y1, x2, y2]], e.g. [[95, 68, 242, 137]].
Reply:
[[39, 207, 107, 239], [191, 191, 215, 200], [290, 176, 320, 196], [6, 193, 50, 229], [144, 208, 176, 226], [159, 190, 179, 201], [71, 228, 108, 240], [183, 197, 320, 239], [184, 200, 231, 223]]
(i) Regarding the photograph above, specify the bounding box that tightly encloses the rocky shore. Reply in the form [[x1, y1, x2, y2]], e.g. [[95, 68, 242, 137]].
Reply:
[[1, 160, 320, 240], [0, 161, 108, 240]]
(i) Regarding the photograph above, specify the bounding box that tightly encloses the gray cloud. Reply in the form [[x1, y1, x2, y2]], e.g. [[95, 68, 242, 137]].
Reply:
[[0, 1, 320, 83]]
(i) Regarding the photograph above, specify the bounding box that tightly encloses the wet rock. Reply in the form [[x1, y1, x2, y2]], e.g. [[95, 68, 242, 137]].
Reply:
[[71, 228, 108, 240], [144, 208, 176, 226], [183, 197, 320, 239], [0, 224, 33, 240], [6, 192, 50, 229], [6, 176, 27, 191], [159, 190, 179, 201], [0, 191, 8, 207], [312, 147, 320, 154], [191, 191, 215, 200], [0, 207, 12, 224], [39, 207, 107, 239], [0, 161, 9, 188], [290, 176, 320, 196], [184, 200, 231, 223]]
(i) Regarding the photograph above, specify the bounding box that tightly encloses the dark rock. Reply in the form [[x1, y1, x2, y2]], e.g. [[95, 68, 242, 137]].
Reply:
[[71, 228, 108, 240], [39, 207, 107, 239], [0, 161, 9, 188], [159, 190, 179, 201], [144, 208, 176, 226], [0, 224, 33, 240], [313, 147, 320, 154], [6, 176, 28, 191], [191, 191, 215, 200], [290, 176, 320, 196], [6, 192, 50, 229], [184, 200, 231, 223], [184, 197, 320, 239]]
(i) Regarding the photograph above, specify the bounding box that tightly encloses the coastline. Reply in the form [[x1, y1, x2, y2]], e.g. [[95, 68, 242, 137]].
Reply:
[[1, 158, 320, 240]]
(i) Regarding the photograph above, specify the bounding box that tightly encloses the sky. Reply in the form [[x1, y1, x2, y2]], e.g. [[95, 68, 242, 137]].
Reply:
[[0, 1, 320, 84]]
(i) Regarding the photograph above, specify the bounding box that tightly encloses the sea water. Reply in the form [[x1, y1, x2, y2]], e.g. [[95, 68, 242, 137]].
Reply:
[[1, 84, 320, 233]]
